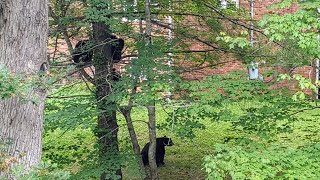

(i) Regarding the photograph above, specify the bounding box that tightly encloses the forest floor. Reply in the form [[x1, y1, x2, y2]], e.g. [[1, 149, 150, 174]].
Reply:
[[43, 85, 320, 179]]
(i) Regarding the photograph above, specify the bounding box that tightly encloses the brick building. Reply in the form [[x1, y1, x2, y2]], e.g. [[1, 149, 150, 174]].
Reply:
[[48, 0, 318, 95], [179, 0, 317, 95]]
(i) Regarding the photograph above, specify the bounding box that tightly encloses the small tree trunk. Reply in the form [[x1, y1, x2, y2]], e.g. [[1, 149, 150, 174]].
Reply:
[[121, 107, 149, 178], [120, 85, 149, 179], [147, 104, 158, 180], [0, 0, 48, 176], [144, 0, 158, 179], [92, 22, 122, 180], [144, 0, 152, 41]]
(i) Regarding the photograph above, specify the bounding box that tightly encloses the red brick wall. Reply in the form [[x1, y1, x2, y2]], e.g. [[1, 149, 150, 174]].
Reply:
[[180, 0, 315, 94], [48, 0, 315, 94], [240, 0, 298, 19]]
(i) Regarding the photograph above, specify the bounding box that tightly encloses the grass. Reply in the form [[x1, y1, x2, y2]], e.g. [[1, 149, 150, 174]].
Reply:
[[43, 83, 320, 179], [118, 103, 320, 179], [117, 105, 239, 180]]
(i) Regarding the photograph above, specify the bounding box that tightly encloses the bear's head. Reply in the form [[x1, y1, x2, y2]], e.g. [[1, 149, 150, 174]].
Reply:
[[158, 136, 174, 146]]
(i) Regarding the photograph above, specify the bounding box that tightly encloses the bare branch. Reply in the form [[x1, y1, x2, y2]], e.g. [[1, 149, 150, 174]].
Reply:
[[46, 95, 92, 99]]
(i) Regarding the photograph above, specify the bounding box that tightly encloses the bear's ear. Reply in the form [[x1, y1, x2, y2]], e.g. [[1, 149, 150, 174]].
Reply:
[[163, 135, 167, 138]]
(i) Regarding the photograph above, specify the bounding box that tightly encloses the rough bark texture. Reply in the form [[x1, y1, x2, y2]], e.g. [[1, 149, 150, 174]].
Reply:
[[92, 22, 122, 180], [0, 0, 48, 175]]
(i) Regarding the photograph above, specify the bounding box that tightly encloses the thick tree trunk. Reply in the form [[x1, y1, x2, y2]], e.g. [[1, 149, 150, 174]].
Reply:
[[0, 0, 48, 176], [92, 22, 122, 180]]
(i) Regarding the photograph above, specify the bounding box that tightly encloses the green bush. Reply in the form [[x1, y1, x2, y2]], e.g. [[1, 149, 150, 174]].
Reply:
[[42, 128, 95, 169], [204, 143, 320, 180], [12, 161, 70, 180]]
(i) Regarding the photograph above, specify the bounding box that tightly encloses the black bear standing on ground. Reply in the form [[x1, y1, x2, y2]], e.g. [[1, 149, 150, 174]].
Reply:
[[141, 136, 174, 166], [72, 35, 124, 63]]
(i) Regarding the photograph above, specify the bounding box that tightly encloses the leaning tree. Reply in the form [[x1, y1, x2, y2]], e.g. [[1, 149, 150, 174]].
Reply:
[[0, 0, 48, 175]]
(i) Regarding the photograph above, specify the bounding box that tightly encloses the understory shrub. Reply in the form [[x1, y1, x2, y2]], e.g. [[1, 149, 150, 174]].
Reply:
[[204, 143, 320, 180]]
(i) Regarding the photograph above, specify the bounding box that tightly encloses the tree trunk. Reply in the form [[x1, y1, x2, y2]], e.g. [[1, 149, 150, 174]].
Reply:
[[147, 104, 158, 180], [144, 0, 158, 179], [92, 22, 122, 180], [120, 103, 149, 179], [0, 0, 48, 176]]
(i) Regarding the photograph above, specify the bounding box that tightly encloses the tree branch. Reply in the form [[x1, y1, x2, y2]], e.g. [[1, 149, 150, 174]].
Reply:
[[46, 95, 92, 99]]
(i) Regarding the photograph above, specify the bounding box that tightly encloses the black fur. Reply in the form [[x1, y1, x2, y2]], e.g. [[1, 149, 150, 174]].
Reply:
[[72, 40, 93, 63], [111, 68, 121, 81], [141, 136, 174, 166], [72, 36, 124, 64], [110, 35, 124, 63]]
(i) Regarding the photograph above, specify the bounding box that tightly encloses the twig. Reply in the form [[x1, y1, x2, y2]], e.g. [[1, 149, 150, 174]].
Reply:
[[46, 95, 92, 99]]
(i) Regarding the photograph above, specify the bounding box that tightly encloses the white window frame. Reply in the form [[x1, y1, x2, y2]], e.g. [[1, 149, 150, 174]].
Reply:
[[220, 0, 239, 9]]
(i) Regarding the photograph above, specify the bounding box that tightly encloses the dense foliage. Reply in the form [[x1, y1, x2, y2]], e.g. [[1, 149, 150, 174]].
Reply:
[[2, 0, 319, 179], [204, 143, 320, 179]]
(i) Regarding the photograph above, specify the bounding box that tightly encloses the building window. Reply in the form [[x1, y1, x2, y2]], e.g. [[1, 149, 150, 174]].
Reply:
[[220, 0, 239, 9]]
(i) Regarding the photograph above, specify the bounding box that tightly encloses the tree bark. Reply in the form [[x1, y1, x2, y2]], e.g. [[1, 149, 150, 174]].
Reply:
[[144, 0, 152, 41], [144, 0, 158, 179], [147, 104, 158, 180], [120, 86, 149, 179], [92, 22, 122, 180], [121, 107, 148, 178], [0, 0, 48, 176]]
